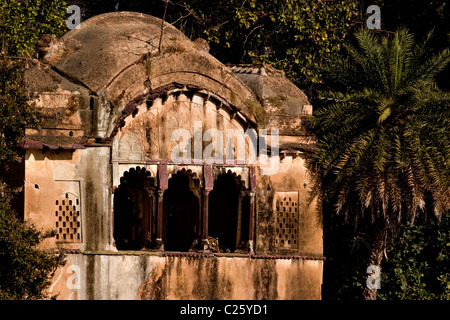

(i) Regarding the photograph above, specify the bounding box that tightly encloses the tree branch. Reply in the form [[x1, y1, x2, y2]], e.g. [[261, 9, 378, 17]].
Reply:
[[158, 0, 169, 53]]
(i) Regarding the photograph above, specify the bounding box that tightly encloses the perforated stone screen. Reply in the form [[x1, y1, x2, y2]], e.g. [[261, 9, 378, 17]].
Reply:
[[55, 193, 81, 243], [274, 191, 299, 249]]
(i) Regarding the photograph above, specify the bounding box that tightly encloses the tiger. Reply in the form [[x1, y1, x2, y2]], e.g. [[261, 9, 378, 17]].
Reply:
[[207, 236, 220, 253]]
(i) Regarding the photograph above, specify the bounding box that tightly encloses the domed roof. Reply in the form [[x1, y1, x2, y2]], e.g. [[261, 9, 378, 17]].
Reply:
[[29, 11, 264, 136], [24, 11, 314, 152], [230, 64, 310, 115], [44, 11, 191, 92]]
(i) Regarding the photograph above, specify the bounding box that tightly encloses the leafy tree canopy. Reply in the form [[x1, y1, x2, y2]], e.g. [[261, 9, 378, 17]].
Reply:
[[0, 59, 40, 164], [0, 0, 67, 57], [379, 212, 449, 300], [0, 183, 65, 300], [309, 27, 450, 299], [312, 27, 450, 222], [183, 0, 361, 94], [371, 0, 450, 91], [0, 0, 68, 300], [73, 0, 362, 96], [0, 0, 68, 163]]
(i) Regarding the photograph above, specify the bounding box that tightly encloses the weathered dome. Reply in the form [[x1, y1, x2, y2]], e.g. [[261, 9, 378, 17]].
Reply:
[[24, 11, 315, 153], [25, 11, 263, 146], [44, 12, 191, 92]]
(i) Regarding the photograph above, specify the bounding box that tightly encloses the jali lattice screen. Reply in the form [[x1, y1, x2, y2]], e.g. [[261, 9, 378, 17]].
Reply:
[[274, 191, 299, 249], [55, 193, 81, 243]]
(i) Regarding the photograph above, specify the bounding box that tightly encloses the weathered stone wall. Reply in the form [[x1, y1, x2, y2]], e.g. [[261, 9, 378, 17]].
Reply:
[[255, 154, 322, 256], [23, 11, 323, 300], [25, 149, 83, 250], [24, 147, 114, 251], [114, 93, 253, 164], [48, 253, 323, 300]]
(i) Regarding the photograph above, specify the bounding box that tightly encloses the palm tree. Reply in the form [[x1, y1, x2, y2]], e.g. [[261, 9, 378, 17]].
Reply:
[[309, 28, 450, 300]]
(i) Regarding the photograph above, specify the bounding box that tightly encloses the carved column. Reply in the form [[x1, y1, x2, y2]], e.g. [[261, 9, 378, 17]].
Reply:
[[235, 190, 244, 249], [155, 190, 164, 250], [201, 164, 214, 251], [155, 163, 168, 251], [201, 190, 211, 251], [248, 166, 257, 254], [248, 191, 256, 254], [194, 190, 202, 246], [143, 188, 154, 249]]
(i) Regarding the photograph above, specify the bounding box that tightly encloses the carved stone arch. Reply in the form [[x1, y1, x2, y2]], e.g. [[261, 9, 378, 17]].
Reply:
[[118, 165, 156, 189], [110, 85, 258, 164], [213, 167, 249, 189], [109, 83, 257, 140], [219, 169, 245, 188], [168, 167, 201, 194]]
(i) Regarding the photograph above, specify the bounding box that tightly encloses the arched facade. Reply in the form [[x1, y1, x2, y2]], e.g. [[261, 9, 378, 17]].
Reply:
[[21, 12, 324, 300], [111, 88, 258, 252]]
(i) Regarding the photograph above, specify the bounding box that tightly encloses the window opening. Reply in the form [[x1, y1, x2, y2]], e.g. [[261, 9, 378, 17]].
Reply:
[[55, 193, 81, 243], [114, 167, 154, 250], [274, 192, 299, 249], [163, 170, 199, 252], [209, 172, 247, 253]]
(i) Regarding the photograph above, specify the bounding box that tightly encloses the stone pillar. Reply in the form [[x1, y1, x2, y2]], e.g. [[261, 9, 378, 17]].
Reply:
[[201, 189, 211, 251], [248, 191, 256, 254], [201, 164, 214, 251], [143, 189, 154, 249], [248, 166, 257, 254], [235, 191, 244, 249], [155, 163, 168, 251], [155, 190, 165, 250], [150, 193, 156, 241], [196, 191, 202, 244]]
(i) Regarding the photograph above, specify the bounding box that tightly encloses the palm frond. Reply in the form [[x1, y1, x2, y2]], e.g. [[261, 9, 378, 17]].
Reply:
[[311, 27, 450, 228]]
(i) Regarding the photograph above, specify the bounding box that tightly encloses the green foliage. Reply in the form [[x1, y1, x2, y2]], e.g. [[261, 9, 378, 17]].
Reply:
[[323, 211, 450, 300], [0, 58, 40, 164], [310, 28, 450, 226], [362, 1, 450, 93], [75, 0, 450, 95], [184, 0, 361, 95], [73, 0, 361, 95], [0, 182, 65, 300], [379, 213, 449, 300], [0, 0, 67, 300], [0, 0, 67, 162], [0, 0, 67, 56], [310, 28, 450, 298]]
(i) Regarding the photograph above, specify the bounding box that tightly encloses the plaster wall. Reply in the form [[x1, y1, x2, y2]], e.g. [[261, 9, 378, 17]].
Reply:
[[48, 253, 323, 300], [255, 154, 322, 256], [24, 147, 114, 251]]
